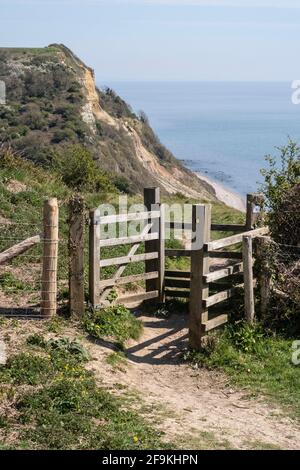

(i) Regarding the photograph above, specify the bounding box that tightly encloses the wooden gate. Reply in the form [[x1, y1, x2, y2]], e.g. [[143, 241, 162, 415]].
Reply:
[[88, 188, 165, 308]]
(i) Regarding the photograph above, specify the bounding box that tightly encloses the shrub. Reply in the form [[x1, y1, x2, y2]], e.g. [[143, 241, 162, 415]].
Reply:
[[52, 144, 115, 193], [260, 139, 300, 243]]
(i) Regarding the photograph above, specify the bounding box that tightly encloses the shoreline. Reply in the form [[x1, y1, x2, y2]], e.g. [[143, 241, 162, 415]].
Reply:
[[196, 172, 246, 213]]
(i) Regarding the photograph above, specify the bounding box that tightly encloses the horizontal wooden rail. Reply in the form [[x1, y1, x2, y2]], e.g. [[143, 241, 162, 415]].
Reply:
[[100, 232, 158, 248], [165, 249, 191, 257], [100, 211, 160, 225], [165, 270, 191, 279], [165, 278, 190, 289], [205, 227, 268, 251], [211, 224, 246, 232], [100, 251, 158, 268], [99, 271, 158, 289], [0, 234, 41, 265], [208, 251, 243, 259], [203, 283, 244, 308], [167, 222, 246, 232], [201, 314, 228, 332], [204, 262, 244, 283], [118, 290, 158, 304], [165, 290, 190, 298]]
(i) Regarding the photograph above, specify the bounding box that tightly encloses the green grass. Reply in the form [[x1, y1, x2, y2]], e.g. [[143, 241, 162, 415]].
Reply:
[[0, 333, 168, 450], [106, 351, 128, 370], [84, 305, 143, 348], [185, 321, 300, 420]]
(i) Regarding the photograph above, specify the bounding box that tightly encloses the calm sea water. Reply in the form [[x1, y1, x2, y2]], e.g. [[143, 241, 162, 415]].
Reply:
[[101, 82, 300, 196]]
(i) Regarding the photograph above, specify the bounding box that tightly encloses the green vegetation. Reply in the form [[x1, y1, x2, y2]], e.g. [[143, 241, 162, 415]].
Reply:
[[0, 331, 167, 450], [185, 321, 300, 420], [84, 305, 143, 348]]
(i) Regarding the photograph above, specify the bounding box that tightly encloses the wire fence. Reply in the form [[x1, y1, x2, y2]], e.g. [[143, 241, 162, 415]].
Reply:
[[0, 199, 69, 317]]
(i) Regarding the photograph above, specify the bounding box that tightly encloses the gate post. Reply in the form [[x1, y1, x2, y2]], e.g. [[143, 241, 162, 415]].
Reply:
[[246, 193, 265, 230], [41, 198, 59, 317], [189, 204, 211, 350], [144, 187, 164, 302], [89, 208, 101, 309], [243, 235, 255, 324], [69, 195, 85, 317]]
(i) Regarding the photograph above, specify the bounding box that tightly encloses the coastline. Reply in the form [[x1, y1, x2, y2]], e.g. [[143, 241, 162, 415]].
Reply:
[[196, 172, 246, 213]]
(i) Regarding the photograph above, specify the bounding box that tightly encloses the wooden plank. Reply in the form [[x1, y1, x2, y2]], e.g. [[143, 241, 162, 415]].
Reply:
[[0, 235, 40, 265], [99, 271, 158, 289], [144, 188, 160, 297], [89, 208, 101, 308], [69, 195, 85, 317], [165, 270, 191, 279], [99, 251, 158, 268], [246, 193, 265, 230], [158, 203, 165, 302], [165, 290, 190, 298], [99, 232, 158, 248], [243, 235, 255, 324], [201, 314, 228, 332], [211, 224, 246, 232], [99, 210, 160, 225], [204, 263, 243, 283], [209, 251, 242, 259], [165, 278, 190, 289], [189, 204, 211, 350], [118, 290, 158, 304], [165, 249, 191, 257], [204, 283, 244, 308], [41, 198, 58, 317], [205, 226, 268, 251]]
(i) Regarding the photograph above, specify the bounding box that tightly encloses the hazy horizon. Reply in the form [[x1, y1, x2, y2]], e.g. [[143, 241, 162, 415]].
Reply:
[[1, 0, 299, 82]]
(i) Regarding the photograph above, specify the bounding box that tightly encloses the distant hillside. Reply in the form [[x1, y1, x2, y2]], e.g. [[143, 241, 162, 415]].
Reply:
[[0, 44, 215, 199]]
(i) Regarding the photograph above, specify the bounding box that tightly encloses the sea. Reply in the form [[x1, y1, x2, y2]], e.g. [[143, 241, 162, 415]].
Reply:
[[100, 81, 300, 197]]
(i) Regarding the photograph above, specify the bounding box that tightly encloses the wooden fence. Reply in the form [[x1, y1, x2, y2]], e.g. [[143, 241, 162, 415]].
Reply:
[[0, 198, 59, 317]]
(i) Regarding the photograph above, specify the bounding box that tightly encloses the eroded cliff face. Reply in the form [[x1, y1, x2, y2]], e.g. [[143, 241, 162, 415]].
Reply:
[[0, 44, 216, 200]]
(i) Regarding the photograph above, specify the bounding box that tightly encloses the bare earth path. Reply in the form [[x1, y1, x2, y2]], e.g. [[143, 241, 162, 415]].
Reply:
[[86, 313, 300, 450]]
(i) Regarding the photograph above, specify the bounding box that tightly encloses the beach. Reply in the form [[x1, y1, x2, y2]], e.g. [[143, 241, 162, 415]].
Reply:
[[196, 172, 246, 213]]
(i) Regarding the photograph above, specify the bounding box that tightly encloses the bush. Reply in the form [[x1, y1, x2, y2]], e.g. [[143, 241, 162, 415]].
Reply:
[[260, 139, 300, 243], [52, 144, 115, 193]]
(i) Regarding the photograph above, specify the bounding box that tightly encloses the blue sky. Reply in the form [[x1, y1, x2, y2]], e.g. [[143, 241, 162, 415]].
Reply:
[[0, 0, 299, 82]]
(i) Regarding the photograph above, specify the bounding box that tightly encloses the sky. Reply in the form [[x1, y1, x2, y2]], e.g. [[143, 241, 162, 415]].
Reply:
[[0, 0, 299, 82]]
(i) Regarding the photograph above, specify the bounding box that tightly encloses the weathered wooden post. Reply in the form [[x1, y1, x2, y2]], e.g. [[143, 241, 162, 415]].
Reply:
[[256, 236, 272, 319], [41, 198, 59, 317], [69, 195, 85, 317], [89, 208, 101, 309], [189, 204, 211, 349], [144, 187, 165, 302], [242, 235, 255, 324], [246, 193, 265, 230]]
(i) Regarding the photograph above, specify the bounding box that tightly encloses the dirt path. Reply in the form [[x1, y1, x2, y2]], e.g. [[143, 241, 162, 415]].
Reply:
[[86, 313, 300, 450]]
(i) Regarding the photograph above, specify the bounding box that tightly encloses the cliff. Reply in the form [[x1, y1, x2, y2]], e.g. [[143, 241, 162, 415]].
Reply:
[[0, 44, 216, 200]]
